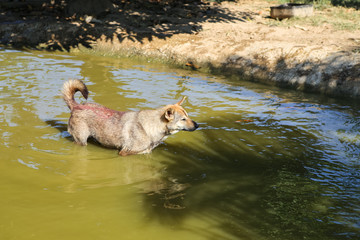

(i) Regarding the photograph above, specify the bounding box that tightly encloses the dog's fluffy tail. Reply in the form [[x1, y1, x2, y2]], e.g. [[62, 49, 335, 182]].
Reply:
[[62, 79, 89, 110]]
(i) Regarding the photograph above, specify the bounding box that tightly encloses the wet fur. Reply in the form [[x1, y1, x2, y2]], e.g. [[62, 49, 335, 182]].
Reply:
[[62, 79, 198, 156]]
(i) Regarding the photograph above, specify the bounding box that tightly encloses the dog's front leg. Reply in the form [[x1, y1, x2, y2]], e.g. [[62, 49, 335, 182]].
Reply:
[[118, 148, 152, 156], [118, 149, 136, 156]]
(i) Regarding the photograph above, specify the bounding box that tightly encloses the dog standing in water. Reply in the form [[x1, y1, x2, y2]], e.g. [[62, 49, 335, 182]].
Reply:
[[62, 79, 198, 156]]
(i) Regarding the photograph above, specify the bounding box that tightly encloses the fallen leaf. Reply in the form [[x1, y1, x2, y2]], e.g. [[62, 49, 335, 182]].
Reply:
[[185, 61, 200, 70], [235, 119, 254, 123]]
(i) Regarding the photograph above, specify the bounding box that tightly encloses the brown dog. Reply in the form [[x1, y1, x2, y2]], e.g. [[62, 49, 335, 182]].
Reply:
[[62, 79, 198, 156]]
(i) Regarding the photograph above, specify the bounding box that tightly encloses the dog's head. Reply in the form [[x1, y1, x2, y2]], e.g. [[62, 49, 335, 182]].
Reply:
[[164, 97, 199, 134]]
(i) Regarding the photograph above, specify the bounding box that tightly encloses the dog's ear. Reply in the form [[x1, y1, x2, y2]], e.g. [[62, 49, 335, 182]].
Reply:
[[176, 96, 186, 106], [165, 107, 175, 121]]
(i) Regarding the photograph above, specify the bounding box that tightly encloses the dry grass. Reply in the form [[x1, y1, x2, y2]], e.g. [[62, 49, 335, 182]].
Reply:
[[264, 0, 360, 31]]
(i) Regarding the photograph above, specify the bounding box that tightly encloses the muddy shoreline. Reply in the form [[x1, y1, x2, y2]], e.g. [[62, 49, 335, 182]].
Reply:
[[1, 1, 360, 98]]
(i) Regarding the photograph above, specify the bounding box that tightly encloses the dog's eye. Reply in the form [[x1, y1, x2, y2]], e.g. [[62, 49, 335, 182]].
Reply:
[[181, 118, 186, 121]]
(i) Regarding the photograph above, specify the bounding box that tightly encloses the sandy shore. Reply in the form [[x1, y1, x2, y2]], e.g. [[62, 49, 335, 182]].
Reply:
[[1, 0, 359, 98]]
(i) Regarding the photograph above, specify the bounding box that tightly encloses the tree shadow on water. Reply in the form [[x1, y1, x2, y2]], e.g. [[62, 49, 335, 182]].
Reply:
[[141, 116, 359, 239], [0, 0, 252, 51]]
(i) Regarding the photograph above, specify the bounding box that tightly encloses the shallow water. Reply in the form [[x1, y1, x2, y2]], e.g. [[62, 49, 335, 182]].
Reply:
[[0, 48, 359, 240]]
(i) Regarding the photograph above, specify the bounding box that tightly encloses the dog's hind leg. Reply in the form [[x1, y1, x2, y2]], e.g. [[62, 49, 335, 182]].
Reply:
[[72, 131, 89, 145], [68, 122, 90, 146]]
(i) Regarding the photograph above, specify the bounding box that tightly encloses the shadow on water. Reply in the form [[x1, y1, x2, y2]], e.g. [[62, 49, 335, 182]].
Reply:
[[45, 119, 69, 136], [141, 115, 360, 240], [0, 0, 252, 51]]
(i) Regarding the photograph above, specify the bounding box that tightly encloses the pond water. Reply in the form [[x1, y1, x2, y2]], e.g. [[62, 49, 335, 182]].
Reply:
[[0, 48, 359, 240]]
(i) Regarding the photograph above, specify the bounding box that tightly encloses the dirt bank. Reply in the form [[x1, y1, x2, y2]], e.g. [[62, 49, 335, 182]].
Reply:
[[1, 0, 360, 98]]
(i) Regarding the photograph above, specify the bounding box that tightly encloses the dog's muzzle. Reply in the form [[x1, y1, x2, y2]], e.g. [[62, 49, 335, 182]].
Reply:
[[186, 121, 199, 131]]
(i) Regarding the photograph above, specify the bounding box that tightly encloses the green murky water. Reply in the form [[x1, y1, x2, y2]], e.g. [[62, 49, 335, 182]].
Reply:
[[0, 48, 359, 240]]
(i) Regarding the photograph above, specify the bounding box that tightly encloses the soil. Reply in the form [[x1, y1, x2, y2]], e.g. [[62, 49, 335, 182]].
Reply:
[[1, 0, 360, 98]]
